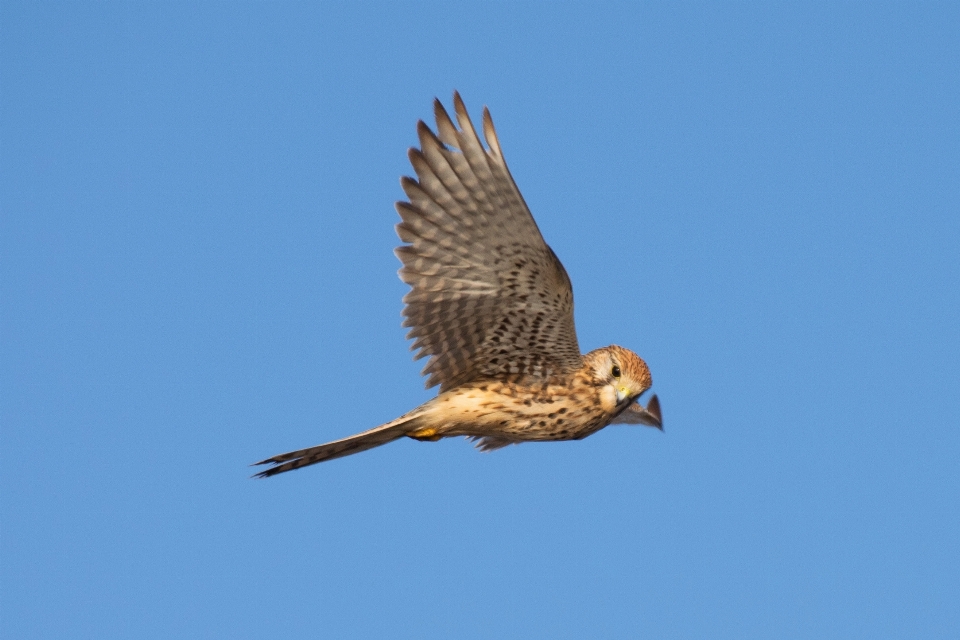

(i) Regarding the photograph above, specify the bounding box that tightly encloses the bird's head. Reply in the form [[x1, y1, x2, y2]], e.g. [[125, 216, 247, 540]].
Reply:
[[585, 345, 662, 430]]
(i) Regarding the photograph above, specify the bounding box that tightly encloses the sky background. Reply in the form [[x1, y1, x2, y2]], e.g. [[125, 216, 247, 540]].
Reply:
[[3, 2, 959, 638]]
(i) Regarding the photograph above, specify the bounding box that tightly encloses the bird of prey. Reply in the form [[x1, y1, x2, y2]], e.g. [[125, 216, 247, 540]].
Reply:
[[253, 92, 661, 477]]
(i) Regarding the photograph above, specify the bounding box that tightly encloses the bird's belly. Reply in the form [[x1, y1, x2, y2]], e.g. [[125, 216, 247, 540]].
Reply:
[[429, 386, 607, 441]]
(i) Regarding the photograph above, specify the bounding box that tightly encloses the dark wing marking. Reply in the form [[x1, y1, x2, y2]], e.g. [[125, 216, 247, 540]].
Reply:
[[396, 92, 582, 391]]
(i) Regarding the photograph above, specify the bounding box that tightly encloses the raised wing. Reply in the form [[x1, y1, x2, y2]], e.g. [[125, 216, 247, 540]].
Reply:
[[395, 92, 582, 391]]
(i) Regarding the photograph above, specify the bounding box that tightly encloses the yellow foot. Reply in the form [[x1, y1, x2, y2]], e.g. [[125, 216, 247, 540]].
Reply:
[[408, 427, 442, 442]]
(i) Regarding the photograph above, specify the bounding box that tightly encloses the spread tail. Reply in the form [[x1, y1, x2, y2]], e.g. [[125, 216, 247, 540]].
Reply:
[[252, 410, 426, 478]]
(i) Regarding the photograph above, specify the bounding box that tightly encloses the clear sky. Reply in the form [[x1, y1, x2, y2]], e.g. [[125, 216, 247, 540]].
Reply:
[[2, 2, 959, 638]]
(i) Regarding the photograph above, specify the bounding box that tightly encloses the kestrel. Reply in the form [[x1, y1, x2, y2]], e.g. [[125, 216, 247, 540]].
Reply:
[[253, 93, 661, 478]]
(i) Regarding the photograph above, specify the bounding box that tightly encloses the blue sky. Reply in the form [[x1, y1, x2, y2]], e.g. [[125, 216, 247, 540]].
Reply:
[[2, 2, 958, 638]]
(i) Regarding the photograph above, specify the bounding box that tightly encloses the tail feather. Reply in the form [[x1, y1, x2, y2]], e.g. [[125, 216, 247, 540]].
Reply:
[[252, 412, 424, 478]]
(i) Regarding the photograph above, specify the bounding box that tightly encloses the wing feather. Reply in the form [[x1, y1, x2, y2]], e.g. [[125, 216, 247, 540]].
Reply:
[[396, 92, 582, 391]]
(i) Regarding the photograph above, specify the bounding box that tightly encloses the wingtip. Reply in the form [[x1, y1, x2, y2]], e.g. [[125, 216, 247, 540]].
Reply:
[[647, 394, 663, 431], [452, 90, 470, 124], [432, 98, 460, 147], [433, 97, 450, 121], [482, 106, 501, 157]]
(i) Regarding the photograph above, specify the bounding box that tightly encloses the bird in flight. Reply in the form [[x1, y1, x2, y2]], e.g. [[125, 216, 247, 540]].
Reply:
[[253, 92, 661, 478]]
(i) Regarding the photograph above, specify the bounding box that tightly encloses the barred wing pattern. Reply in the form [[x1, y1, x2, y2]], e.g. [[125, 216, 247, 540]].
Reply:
[[396, 93, 582, 391]]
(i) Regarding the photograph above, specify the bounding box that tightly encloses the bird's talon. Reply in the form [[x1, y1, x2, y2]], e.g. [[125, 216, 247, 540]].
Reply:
[[408, 427, 441, 441]]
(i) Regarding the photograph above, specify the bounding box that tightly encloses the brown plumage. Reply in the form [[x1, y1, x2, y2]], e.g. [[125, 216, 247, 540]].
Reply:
[[253, 93, 661, 478]]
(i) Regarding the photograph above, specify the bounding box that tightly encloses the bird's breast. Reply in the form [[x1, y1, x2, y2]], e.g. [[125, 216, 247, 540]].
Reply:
[[426, 379, 608, 441]]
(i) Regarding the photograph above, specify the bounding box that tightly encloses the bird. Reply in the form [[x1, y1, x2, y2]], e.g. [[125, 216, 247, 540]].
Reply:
[[253, 92, 661, 478]]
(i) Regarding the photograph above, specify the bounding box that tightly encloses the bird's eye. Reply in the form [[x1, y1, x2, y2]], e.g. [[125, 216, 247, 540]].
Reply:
[[612, 365, 621, 378]]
